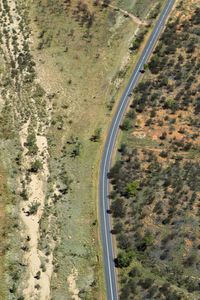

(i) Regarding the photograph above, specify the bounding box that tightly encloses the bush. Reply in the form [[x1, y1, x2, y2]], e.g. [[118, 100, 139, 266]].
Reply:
[[117, 233, 131, 250], [28, 201, 40, 215], [148, 3, 161, 19], [33, 84, 45, 97], [126, 180, 140, 196], [26, 133, 38, 155], [90, 128, 102, 142], [138, 277, 154, 289], [114, 251, 134, 268], [111, 198, 125, 218], [120, 118, 132, 131], [184, 253, 197, 267], [128, 266, 141, 278], [30, 160, 42, 172], [112, 221, 123, 234], [129, 27, 148, 52]]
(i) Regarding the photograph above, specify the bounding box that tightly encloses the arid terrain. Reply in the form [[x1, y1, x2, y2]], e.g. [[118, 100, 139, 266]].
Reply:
[[0, 0, 163, 299], [109, 0, 200, 299]]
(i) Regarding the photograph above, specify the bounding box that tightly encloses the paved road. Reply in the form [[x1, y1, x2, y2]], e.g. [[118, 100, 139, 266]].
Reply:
[[99, 0, 175, 299]]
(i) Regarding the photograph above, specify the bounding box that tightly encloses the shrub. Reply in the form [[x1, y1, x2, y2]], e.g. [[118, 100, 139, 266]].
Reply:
[[128, 266, 141, 278], [90, 128, 102, 142], [112, 221, 123, 234], [148, 3, 161, 19], [117, 234, 131, 250], [30, 160, 42, 172], [33, 84, 45, 97], [138, 277, 154, 289], [129, 27, 148, 52], [126, 180, 140, 196], [111, 198, 125, 218], [28, 201, 40, 215], [120, 118, 132, 131], [114, 251, 134, 268], [71, 142, 81, 158], [26, 133, 38, 155]]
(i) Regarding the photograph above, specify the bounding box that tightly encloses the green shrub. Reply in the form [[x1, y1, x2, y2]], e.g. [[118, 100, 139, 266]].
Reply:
[[26, 133, 38, 155], [115, 251, 134, 268], [30, 160, 42, 172], [126, 180, 140, 196], [121, 118, 132, 131], [28, 201, 40, 215]]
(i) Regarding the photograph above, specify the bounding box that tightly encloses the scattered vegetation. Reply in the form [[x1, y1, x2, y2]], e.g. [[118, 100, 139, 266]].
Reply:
[[109, 1, 200, 299]]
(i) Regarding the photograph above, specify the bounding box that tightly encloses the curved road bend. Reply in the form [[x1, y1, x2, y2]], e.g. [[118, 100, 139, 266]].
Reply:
[[99, 0, 175, 299]]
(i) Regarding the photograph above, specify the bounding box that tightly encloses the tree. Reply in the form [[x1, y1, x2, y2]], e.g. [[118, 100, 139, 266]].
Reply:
[[121, 118, 132, 131], [114, 251, 134, 268]]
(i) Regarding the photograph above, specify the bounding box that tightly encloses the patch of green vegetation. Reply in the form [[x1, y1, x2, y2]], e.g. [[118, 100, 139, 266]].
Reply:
[[26, 133, 38, 156], [115, 250, 135, 268], [121, 117, 133, 131], [126, 180, 139, 196], [30, 160, 43, 172], [28, 201, 40, 215], [129, 26, 148, 52]]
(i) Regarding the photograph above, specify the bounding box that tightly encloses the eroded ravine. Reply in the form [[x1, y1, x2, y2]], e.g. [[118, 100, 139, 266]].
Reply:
[[0, 0, 54, 298]]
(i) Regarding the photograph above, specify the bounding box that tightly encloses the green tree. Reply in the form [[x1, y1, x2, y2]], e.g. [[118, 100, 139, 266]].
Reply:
[[115, 251, 134, 268], [121, 118, 132, 131], [126, 180, 140, 196]]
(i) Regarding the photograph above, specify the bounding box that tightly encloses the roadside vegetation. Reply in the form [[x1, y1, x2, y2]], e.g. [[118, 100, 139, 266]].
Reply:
[[109, 1, 200, 299]]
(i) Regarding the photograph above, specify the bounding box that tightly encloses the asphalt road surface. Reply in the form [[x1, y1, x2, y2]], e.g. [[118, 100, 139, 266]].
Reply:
[[99, 0, 175, 299]]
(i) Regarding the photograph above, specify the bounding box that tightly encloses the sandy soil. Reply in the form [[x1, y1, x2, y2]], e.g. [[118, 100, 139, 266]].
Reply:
[[67, 269, 81, 300], [0, 0, 55, 297], [20, 120, 53, 300]]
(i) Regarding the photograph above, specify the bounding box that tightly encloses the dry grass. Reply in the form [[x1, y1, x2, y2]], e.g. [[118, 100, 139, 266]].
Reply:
[[27, 1, 139, 298]]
